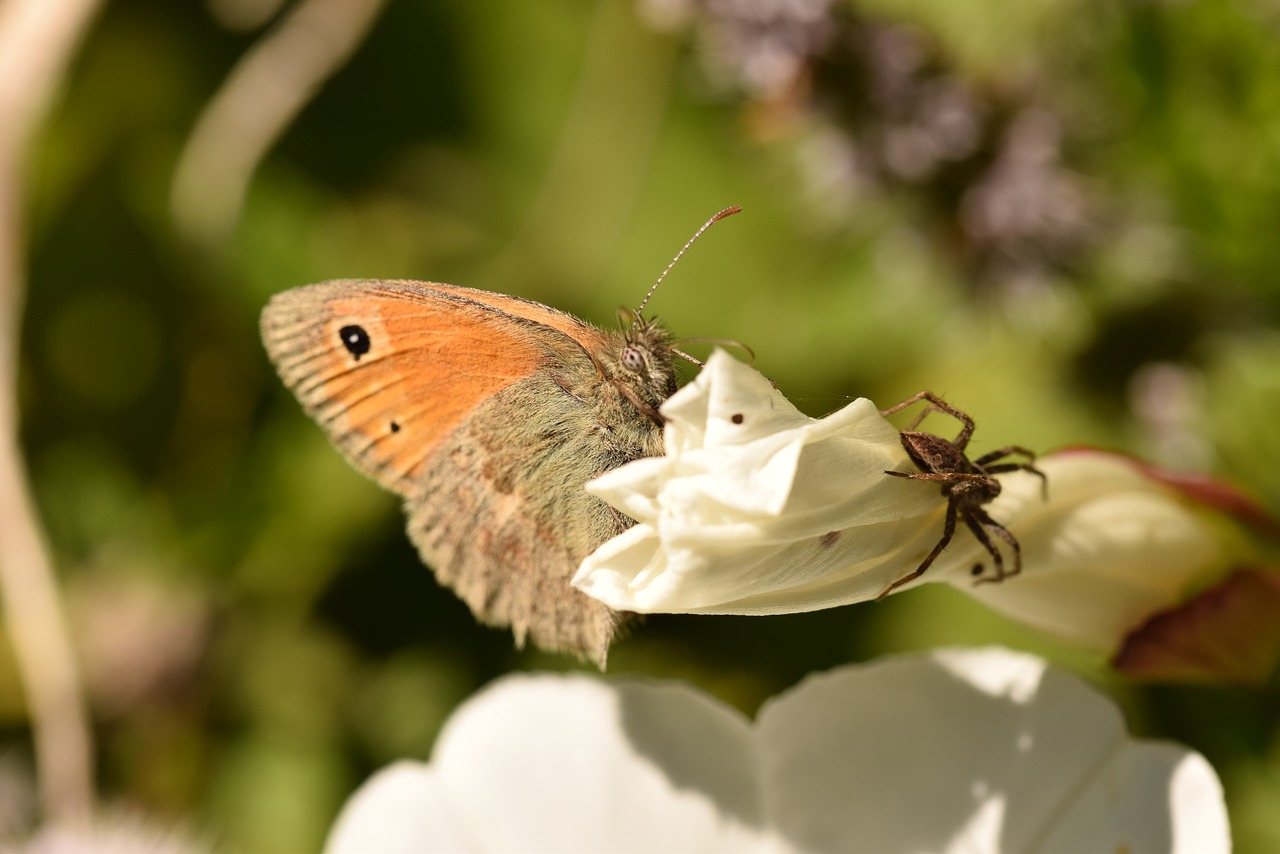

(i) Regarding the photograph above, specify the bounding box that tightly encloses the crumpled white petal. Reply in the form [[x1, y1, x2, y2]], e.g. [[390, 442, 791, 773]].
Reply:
[[325, 647, 1229, 853], [575, 350, 948, 613], [574, 351, 1231, 652]]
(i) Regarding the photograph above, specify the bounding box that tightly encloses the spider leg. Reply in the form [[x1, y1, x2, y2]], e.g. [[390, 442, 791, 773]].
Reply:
[[878, 498, 959, 599], [961, 510, 1004, 582], [904, 402, 948, 434], [879, 391, 974, 449], [967, 506, 1022, 583], [978, 460, 1049, 500], [879, 391, 933, 418], [884, 470, 990, 484], [973, 445, 1037, 467]]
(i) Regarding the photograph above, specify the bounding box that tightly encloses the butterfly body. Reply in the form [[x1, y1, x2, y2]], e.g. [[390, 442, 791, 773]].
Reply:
[[261, 279, 676, 665]]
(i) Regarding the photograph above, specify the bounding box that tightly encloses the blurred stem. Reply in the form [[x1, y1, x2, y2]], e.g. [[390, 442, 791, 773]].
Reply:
[[481, 1, 677, 299], [0, 0, 105, 827], [171, 0, 388, 244]]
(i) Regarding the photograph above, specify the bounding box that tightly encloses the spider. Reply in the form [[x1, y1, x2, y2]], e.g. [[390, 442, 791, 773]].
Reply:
[[878, 391, 1047, 599]]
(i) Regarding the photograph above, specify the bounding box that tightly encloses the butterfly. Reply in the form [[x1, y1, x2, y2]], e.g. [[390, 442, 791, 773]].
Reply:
[[260, 208, 739, 666]]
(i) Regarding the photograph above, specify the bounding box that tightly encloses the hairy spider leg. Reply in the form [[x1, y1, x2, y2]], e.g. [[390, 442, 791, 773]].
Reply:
[[883, 468, 1020, 589], [883, 470, 989, 486], [962, 509, 1005, 580], [975, 446, 1048, 500], [966, 506, 1023, 582], [973, 445, 1038, 467], [880, 391, 975, 448], [878, 496, 960, 599]]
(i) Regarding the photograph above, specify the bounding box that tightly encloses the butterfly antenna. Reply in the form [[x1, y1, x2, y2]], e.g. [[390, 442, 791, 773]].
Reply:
[[633, 206, 742, 323], [673, 337, 756, 366]]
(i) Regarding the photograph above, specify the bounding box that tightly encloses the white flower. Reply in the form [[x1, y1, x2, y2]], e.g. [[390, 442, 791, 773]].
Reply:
[[325, 647, 1229, 853], [575, 349, 950, 612], [574, 351, 1232, 653], [934, 448, 1229, 647]]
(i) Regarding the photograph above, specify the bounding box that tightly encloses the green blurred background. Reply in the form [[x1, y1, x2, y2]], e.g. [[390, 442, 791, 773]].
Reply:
[[7, 0, 1280, 849]]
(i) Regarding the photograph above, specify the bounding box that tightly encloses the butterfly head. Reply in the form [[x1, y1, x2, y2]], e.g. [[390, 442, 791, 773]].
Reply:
[[605, 308, 677, 408], [599, 206, 742, 423]]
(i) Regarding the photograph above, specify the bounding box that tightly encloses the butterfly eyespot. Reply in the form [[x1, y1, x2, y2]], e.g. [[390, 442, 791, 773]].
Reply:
[[339, 324, 371, 360], [389, 420, 401, 434], [731, 413, 744, 425], [620, 346, 646, 373], [971, 562, 984, 577]]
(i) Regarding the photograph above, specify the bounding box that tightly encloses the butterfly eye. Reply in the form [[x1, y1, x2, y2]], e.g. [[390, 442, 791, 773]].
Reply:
[[621, 345, 646, 373]]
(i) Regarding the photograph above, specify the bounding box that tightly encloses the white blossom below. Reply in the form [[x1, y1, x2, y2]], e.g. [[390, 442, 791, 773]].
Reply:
[[325, 647, 1229, 853]]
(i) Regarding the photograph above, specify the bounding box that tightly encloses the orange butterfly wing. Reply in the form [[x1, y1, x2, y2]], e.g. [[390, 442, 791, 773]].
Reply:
[[260, 279, 608, 497]]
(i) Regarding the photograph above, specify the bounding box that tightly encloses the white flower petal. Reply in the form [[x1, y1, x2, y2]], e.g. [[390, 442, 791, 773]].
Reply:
[[433, 675, 764, 852], [931, 452, 1229, 647], [364, 674, 766, 852], [1031, 748, 1228, 853], [756, 647, 1227, 853], [327, 648, 1228, 853], [326, 761, 472, 854], [586, 456, 672, 523], [576, 351, 946, 612]]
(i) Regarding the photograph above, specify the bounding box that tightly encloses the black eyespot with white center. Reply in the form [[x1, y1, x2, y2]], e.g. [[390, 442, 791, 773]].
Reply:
[[621, 345, 646, 373], [339, 324, 371, 360]]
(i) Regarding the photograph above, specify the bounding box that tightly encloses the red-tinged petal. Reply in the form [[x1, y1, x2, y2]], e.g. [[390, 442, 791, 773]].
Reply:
[[1056, 446, 1280, 541], [939, 452, 1229, 649], [1114, 568, 1280, 685]]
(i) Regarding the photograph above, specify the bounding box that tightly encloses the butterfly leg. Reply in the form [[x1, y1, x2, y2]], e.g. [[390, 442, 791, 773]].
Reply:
[[612, 379, 666, 425]]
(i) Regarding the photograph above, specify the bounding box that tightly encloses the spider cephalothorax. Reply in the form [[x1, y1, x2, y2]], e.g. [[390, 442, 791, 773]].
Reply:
[[879, 391, 1047, 598]]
